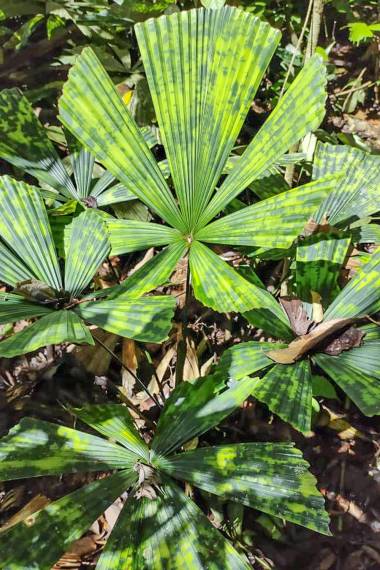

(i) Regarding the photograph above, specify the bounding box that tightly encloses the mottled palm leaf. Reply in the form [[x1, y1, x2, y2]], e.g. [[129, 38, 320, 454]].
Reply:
[[218, 341, 283, 380], [0, 311, 93, 358], [251, 360, 313, 433], [75, 404, 149, 461], [75, 295, 175, 343], [0, 418, 137, 480], [151, 374, 256, 457], [161, 443, 330, 534], [189, 241, 290, 319], [97, 479, 250, 570], [314, 325, 380, 416], [70, 146, 95, 199], [198, 54, 327, 228], [64, 209, 110, 297], [296, 232, 351, 308], [107, 219, 182, 255], [324, 246, 380, 320], [135, 6, 279, 230], [0, 176, 62, 290], [0, 471, 136, 570], [0, 88, 77, 199], [59, 47, 183, 230], [196, 176, 338, 249], [313, 143, 380, 226], [0, 242, 33, 287], [0, 292, 53, 324], [105, 241, 186, 300]]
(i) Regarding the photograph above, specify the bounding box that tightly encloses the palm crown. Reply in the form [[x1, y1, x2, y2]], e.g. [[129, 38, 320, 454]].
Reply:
[[59, 5, 338, 322]]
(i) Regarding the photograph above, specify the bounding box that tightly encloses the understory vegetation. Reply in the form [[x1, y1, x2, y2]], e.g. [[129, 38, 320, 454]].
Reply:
[[0, 1, 379, 569]]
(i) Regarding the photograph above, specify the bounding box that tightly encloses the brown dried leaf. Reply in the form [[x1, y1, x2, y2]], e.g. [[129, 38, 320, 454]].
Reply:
[[280, 297, 312, 336], [323, 326, 364, 356], [266, 318, 354, 364], [0, 493, 50, 532]]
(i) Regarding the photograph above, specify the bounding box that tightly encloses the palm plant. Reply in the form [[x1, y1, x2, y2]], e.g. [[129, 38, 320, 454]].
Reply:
[[58, 5, 339, 324], [219, 246, 380, 433], [0, 175, 175, 358], [0, 88, 158, 209], [312, 142, 380, 244], [0, 373, 330, 568]]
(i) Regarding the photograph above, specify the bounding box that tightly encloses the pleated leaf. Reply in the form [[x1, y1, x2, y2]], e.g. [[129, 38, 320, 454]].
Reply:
[[314, 326, 380, 416], [218, 341, 284, 380], [0, 292, 53, 324], [0, 88, 77, 199], [59, 47, 184, 230], [64, 209, 110, 297], [106, 241, 187, 300], [135, 6, 279, 230], [0, 470, 136, 570], [74, 404, 149, 461], [0, 242, 33, 287], [161, 443, 330, 534], [69, 147, 95, 199], [0, 310, 93, 358], [196, 176, 337, 249], [97, 478, 249, 570], [313, 143, 380, 225], [152, 374, 257, 457], [189, 240, 291, 322], [199, 54, 327, 228], [296, 232, 351, 307], [0, 417, 137, 481], [0, 176, 62, 290], [76, 296, 175, 343], [107, 219, 182, 256], [251, 360, 313, 433], [95, 182, 136, 207], [324, 246, 380, 320], [244, 305, 294, 342]]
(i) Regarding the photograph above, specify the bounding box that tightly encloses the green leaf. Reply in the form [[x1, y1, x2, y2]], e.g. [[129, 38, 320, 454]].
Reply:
[[59, 47, 184, 231], [251, 360, 313, 433], [70, 147, 95, 199], [189, 241, 290, 321], [199, 55, 327, 228], [314, 327, 380, 416], [313, 143, 380, 226], [95, 182, 136, 207], [106, 240, 187, 300], [0, 470, 136, 570], [348, 22, 375, 44], [0, 292, 53, 324], [107, 219, 182, 255], [196, 176, 337, 249], [74, 404, 149, 461], [0, 89, 77, 199], [0, 418, 137, 481], [75, 295, 175, 343], [324, 246, 380, 320], [218, 341, 283, 380], [296, 232, 351, 307], [0, 176, 62, 290], [201, 0, 226, 8], [0, 244, 36, 288], [161, 442, 330, 534], [135, 6, 279, 230], [96, 478, 250, 570], [0, 310, 93, 358], [152, 374, 257, 457], [64, 209, 110, 297], [312, 375, 338, 399]]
